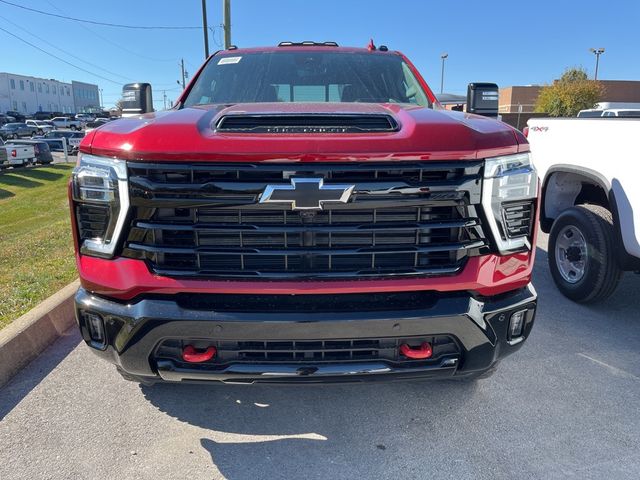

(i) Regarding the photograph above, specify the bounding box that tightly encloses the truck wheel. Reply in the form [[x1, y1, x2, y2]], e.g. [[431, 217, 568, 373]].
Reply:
[[548, 205, 622, 303], [70, 125, 77, 131], [12, 133, 18, 139]]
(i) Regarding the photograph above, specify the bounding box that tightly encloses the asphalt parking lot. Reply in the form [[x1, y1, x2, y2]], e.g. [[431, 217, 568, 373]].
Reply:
[[1, 232, 639, 480]]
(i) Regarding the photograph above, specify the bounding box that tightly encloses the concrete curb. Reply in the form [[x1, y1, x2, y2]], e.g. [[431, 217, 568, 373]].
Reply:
[[0, 279, 80, 388]]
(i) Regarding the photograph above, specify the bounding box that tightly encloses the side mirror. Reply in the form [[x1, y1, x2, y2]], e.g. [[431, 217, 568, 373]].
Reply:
[[466, 83, 499, 118], [120, 83, 153, 117]]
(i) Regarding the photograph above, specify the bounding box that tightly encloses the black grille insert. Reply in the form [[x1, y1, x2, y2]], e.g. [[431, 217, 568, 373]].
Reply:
[[155, 335, 460, 365], [502, 201, 534, 238], [76, 204, 110, 241], [215, 114, 399, 133]]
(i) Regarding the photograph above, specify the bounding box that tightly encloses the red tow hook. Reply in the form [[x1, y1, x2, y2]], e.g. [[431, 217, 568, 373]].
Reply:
[[400, 342, 433, 359], [182, 345, 216, 363]]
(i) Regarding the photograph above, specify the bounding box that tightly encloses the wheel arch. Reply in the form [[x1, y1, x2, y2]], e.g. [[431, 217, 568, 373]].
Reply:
[[542, 165, 639, 270], [541, 165, 612, 232]]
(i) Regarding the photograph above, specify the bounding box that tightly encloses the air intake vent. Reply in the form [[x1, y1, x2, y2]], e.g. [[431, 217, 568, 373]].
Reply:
[[215, 114, 399, 133], [502, 201, 534, 238]]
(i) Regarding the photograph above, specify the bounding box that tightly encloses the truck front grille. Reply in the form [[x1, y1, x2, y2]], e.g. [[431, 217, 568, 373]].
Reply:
[[122, 162, 488, 279]]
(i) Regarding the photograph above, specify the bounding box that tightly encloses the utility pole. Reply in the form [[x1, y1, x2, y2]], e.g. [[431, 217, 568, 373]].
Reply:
[[590, 48, 605, 80], [440, 53, 448, 94], [163, 90, 167, 110], [99, 88, 103, 110], [223, 0, 231, 49], [201, 0, 209, 58], [180, 59, 186, 89]]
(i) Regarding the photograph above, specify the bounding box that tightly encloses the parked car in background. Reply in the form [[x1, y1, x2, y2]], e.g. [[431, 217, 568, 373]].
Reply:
[[75, 113, 94, 122], [5, 111, 26, 122], [38, 130, 84, 154], [0, 138, 36, 168], [9, 139, 53, 164], [33, 111, 54, 120], [25, 119, 54, 135], [0, 122, 37, 140], [50, 116, 84, 130], [84, 117, 113, 133]]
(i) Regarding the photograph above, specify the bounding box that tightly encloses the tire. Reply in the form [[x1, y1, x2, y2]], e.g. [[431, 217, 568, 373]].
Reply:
[[548, 205, 622, 303], [11, 133, 18, 139], [37, 129, 43, 135], [70, 125, 77, 131]]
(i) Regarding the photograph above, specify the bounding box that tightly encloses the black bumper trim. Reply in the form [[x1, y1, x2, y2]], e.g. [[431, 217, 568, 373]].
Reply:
[[75, 284, 537, 383], [156, 357, 460, 384]]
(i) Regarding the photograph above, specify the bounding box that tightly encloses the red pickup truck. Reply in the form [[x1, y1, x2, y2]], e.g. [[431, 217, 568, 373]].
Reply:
[[70, 42, 538, 384]]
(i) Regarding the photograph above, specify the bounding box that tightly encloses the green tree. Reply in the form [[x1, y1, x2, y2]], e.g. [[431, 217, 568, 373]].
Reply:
[[535, 67, 603, 117]]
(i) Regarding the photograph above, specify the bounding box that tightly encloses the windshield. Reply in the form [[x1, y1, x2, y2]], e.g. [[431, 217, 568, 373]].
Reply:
[[578, 110, 603, 117], [183, 51, 431, 107], [617, 110, 640, 117]]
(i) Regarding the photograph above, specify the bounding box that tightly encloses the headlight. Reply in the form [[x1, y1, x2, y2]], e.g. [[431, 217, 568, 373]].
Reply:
[[71, 153, 129, 257], [482, 152, 537, 253]]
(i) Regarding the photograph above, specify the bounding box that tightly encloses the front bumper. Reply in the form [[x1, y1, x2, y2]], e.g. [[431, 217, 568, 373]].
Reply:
[[75, 284, 537, 384]]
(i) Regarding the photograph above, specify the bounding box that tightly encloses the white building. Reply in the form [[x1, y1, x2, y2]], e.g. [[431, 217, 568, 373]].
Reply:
[[0, 72, 98, 114]]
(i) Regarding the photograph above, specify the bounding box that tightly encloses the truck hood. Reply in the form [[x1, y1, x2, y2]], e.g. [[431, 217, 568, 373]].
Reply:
[[85, 103, 527, 162]]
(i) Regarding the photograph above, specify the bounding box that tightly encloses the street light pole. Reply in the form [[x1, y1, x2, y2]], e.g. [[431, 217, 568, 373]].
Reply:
[[99, 88, 103, 110], [440, 53, 448, 94], [201, 0, 209, 58], [590, 48, 605, 80]]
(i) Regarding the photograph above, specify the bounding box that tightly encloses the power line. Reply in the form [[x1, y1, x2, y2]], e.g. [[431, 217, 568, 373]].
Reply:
[[0, 14, 132, 82], [0, 25, 121, 85], [42, 0, 180, 63], [0, 0, 202, 30]]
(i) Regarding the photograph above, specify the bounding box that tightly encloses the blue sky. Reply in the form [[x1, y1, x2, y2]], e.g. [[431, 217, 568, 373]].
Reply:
[[1, 0, 639, 109]]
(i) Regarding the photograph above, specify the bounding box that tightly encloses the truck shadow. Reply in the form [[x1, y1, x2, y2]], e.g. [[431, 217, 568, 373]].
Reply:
[[0, 171, 43, 189], [141, 379, 479, 479], [139, 245, 640, 479], [0, 164, 68, 189], [0, 187, 14, 199]]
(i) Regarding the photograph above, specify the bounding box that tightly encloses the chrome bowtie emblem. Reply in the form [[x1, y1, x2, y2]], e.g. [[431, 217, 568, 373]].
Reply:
[[259, 178, 354, 210]]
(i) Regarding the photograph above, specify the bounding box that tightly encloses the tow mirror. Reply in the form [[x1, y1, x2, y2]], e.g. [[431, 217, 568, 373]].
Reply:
[[120, 83, 153, 117], [466, 83, 499, 118]]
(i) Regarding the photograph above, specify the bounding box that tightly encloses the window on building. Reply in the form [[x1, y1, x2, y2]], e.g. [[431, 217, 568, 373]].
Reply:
[[67, 88, 70, 96], [30, 82, 34, 92], [45, 84, 50, 93], [12, 100, 17, 110], [19, 80, 24, 90], [10, 79, 15, 89], [38, 83, 42, 93], [21, 101, 27, 112], [52, 85, 57, 94]]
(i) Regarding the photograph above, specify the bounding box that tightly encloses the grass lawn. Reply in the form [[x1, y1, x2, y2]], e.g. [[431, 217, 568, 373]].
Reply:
[[0, 164, 77, 329]]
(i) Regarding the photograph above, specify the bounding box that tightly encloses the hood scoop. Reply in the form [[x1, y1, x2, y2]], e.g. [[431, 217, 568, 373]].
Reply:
[[214, 113, 399, 133]]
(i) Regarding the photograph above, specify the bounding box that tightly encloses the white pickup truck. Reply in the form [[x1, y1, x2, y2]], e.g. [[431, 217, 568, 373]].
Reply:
[[0, 139, 36, 168], [50, 117, 84, 130], [527, 117, 639, 302]]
